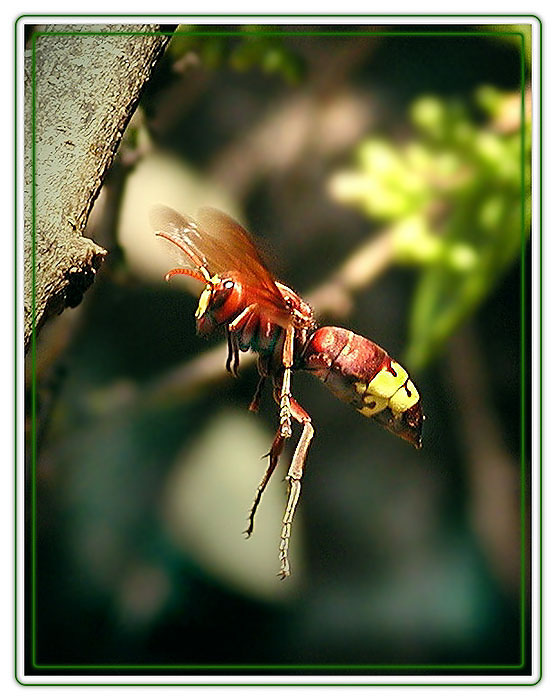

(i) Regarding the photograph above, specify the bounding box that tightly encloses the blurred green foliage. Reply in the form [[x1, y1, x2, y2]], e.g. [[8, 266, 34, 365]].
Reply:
[[167, 25, 306, 84], [330, 86, 530, 369]]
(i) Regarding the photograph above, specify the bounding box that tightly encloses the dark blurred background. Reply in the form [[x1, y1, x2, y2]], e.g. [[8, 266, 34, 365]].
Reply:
[[28, 24, 531, 674]]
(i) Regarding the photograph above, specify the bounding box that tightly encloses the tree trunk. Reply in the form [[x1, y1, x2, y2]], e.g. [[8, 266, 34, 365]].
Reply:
[[24, 24, 172, 352]]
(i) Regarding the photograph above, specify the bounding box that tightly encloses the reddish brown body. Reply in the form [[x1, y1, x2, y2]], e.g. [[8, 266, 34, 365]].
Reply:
[[153, 205, 423, 578], [301, 327, 422, 448]]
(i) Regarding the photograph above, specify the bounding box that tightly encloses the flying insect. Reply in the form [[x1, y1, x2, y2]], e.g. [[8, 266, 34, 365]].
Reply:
[[153, 205, 423, 578]]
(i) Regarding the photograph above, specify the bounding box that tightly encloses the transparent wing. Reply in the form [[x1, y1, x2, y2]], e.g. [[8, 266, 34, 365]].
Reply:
[[150, 205, 212, 272], [151, 205, 288, 310], [197, 207, 287, 302]]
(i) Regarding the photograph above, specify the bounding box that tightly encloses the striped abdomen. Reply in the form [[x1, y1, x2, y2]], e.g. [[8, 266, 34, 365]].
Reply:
[[301, 327, 423, 448]]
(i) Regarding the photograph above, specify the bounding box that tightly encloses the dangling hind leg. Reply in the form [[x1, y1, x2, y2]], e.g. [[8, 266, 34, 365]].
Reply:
[[244, 430, 286, 538], [278, 398, 314, 579], [249, 356, 270, 414]]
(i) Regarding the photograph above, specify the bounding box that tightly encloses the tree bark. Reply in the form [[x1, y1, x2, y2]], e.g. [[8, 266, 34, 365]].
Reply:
[[24, 24, 171, 352]]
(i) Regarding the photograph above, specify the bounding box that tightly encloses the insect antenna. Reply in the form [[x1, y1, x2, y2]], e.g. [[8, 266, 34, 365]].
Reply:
[[163, 267, 209, 284], [154, 230, 213, 283]]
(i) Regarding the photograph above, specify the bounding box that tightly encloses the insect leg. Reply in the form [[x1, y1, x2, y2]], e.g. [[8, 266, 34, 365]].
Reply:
[[244, 431, 286, 538], [228, 304, 257, 332], [249, 357, 270, 413], [226, 304, 258, 377], [225, 331, 241, 377], [278, 325, 295, 439], [225, 331, 234, 374], [231, 335, 240, 376], [278, 398, 314, 580], [249, 375, 266, 412]]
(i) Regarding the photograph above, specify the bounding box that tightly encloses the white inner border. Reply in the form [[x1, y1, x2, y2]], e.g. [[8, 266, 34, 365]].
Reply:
[[15, 13, 541, 687]]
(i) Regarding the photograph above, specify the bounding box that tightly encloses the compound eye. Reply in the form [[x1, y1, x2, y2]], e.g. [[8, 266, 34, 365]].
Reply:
[[210, 280, 235, 309]]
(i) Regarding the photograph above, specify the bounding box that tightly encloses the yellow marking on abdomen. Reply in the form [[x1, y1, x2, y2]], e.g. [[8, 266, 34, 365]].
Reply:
[[389, 379, 420, 414], [367, 361, 408, 399], [357, 361, 420, 419], [358, 396, 389, 417]]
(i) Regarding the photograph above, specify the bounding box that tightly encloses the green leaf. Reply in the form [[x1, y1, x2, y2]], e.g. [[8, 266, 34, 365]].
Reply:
[[406, 142, 528, 369], [329, 86, 530, 370]]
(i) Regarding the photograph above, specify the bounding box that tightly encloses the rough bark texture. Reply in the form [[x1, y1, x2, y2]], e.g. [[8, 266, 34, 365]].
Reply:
[[24, 24, 171, 352]]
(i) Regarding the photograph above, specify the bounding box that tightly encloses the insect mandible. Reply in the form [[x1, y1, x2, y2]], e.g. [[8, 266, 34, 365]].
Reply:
[[153, 205, 423, 578]]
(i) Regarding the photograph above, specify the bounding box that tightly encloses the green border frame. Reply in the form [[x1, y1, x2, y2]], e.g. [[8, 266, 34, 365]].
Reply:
[[17, 14, 540, 685]]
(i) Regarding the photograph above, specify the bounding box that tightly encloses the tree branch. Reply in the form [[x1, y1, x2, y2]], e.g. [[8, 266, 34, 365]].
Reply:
[[24, 24, 171, 352]]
